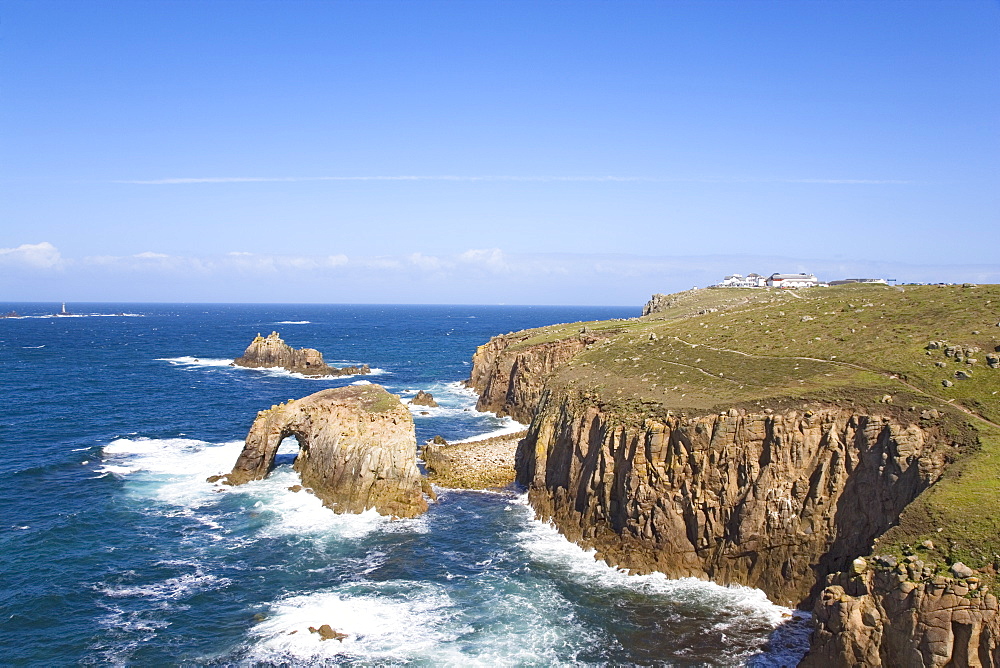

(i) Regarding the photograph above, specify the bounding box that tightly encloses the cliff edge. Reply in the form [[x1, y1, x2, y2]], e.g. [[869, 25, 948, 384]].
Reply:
[[222, 384, 429, 518], [467, 283, 1000, 666], [232, 331, 370, 377]]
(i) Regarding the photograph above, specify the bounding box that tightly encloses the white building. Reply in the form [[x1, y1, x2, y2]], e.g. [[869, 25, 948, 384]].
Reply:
[[766, 272, 819, 289], [715, 272, 767, 288]]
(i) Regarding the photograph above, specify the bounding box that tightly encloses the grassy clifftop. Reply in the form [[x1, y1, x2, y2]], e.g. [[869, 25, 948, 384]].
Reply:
[[512, 283, 1000, 572]]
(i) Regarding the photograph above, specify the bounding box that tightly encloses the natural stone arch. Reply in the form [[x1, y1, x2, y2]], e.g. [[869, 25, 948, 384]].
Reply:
[[222, 385, 429, 518]]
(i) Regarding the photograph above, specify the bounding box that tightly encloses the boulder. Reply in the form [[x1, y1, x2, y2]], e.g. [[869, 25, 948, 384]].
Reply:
[[951, 562, 975, 579], [232, 331, 370, 378], [309, 624, 348, 641], [409, 390, 439, 407], [223, 385, 428, 518]]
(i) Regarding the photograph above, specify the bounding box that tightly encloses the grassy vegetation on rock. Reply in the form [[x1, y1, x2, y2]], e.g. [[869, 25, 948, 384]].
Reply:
[[508, 284, 1000, 575]]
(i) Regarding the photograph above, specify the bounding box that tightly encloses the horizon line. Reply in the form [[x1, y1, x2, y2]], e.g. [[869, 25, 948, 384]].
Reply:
[[115, 175, 914, 185]]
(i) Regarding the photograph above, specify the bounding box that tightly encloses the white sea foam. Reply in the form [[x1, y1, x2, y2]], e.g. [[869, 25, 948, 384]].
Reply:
[[101, 570, 230, 600], [275, 320, 311, 324], [248, 584, 468, 664], [240, 467, 425, 540], [156, 356, 383, 380], [446, 417, 525, 443], [510, 494, 811, 666], [156, 356, 234, 367], [249, 365, 385, 381], [99, 436, 420, 540]]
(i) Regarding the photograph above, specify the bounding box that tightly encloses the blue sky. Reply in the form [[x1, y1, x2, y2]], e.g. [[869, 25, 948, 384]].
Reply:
[[2, 0, 997, 305]]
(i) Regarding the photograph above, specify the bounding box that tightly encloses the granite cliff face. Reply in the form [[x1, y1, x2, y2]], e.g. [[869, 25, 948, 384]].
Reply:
[[222, 385, 428, 518], [466, 329, 604, 424], [232, 331, 370, 378], [465, 286, 1000, 666], [516, 395, 952, 607], [804, 563, 1000, 667]]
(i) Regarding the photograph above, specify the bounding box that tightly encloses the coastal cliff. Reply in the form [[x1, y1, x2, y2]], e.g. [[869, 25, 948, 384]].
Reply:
[[517, 396, 952, 607], [221, 385, 428, 518], [233, 331, 370, 377], [465, 325, 616, 423], [467, 284, 1000, 666]]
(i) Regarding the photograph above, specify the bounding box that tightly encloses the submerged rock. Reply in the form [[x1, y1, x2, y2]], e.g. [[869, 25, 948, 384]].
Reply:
[[232, 331, 370, 377], [223, 385, 428, 518]]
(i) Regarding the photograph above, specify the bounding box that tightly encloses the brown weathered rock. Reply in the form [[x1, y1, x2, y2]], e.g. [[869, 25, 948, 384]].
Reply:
[[804, 568, 1000, 667], [309, 624, 348, 641], [422, 430, 527, 489], [465, 331, 598, 423], [515, 398, 952, 608], [223, 385, 428, 518], [409, 390, 438, 407], [232, 331, 370, 378]]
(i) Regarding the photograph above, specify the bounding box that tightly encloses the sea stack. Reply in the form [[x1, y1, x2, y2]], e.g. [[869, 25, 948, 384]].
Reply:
[[409, 390, 439, 407], [232, 331, 370, 377], [222, 385, 429, 518]]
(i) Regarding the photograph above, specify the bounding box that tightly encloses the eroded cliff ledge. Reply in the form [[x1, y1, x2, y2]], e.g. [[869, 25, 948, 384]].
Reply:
[[222, 384, 428, 518], [233, 331, 370, 378]]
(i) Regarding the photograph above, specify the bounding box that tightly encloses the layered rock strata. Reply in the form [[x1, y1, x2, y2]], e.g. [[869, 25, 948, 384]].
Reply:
[[232, 331, 370, 377], [516, 395, 952, 607], [222, 385, 428, 518]]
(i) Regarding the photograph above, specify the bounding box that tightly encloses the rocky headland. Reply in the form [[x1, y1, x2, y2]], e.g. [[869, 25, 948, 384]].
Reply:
[[466, 284, 1000, 666], [220, 384, 429, 518], [232, 331, 370, 377]]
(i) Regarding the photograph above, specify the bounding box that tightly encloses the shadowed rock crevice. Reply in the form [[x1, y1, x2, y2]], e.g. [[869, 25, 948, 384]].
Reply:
[[222, 385, 428, 518]]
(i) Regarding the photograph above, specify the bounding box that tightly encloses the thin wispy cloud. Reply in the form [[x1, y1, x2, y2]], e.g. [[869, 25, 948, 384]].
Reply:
[[116, 175, 914, 185]]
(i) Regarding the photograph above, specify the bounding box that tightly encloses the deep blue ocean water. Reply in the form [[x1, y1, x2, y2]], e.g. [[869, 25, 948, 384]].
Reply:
[[0, 303, 810, 666]]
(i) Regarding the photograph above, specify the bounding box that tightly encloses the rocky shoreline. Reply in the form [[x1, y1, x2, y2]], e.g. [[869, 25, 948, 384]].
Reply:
[[461, 285, 1000, 666], [421, 430, 528, 490]]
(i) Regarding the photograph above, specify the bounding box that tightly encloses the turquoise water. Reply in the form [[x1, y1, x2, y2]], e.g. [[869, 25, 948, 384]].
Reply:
[[0, 303, 810, 665]]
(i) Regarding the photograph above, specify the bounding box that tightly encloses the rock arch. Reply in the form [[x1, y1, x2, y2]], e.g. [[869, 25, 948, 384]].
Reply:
[[222, 385, 429, 518]]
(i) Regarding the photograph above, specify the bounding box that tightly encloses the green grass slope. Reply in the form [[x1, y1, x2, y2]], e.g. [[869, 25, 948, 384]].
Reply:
[[515, 284, 1000, 573]]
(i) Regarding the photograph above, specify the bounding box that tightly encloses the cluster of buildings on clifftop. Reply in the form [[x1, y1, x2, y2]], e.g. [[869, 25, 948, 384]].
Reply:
[[713, 273, 888, 289]]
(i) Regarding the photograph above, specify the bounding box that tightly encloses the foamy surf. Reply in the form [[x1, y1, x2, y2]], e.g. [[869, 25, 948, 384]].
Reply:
[[275, 320, 311, 324], [156, 356, 384, 380], [156, 356, 234, 367], [510, 494, 812, 666], [248, 583, 466, 664]]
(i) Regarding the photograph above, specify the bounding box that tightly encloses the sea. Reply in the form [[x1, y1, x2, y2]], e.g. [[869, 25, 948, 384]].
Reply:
[[0, 303, 811, 666]]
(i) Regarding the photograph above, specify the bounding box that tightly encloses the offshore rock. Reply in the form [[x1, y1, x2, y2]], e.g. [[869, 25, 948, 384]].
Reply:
[[516, 397, 952, 607], [804, 567, 1000, 667], [409, 390, 438, 407], [232, 331, 370, 377], [223, 385, 428, 518]]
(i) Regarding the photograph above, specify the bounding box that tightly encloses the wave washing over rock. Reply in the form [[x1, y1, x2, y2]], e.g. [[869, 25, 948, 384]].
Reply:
[[221, 384, 431, 518]]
